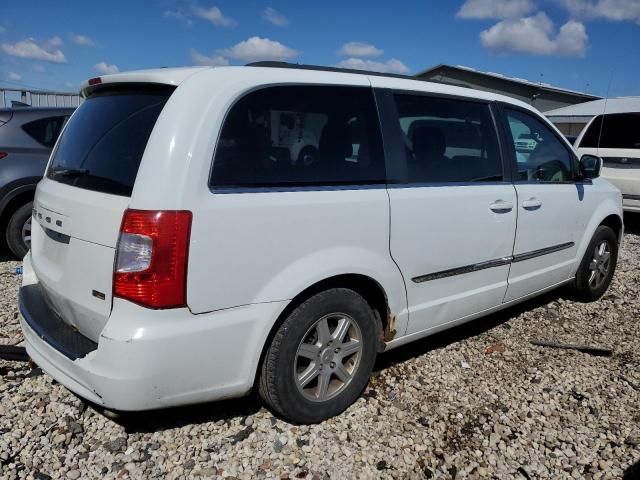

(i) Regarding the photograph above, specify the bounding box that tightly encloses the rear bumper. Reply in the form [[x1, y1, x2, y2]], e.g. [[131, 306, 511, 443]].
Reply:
[[19, 255, 287, 411]]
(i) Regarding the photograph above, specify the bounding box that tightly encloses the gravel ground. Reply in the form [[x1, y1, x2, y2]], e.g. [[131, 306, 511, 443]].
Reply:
[[1, 215, 639, 480]]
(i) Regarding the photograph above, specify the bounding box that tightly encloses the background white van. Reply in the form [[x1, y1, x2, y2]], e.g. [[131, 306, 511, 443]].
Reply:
[[575, 109, 640, 212]]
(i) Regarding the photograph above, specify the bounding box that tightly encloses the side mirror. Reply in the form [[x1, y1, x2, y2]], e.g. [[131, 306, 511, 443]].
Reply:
[[579, 154, 602, 180]]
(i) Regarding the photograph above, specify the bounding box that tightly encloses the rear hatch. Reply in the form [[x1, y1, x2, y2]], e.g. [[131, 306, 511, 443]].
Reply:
[[31, 85, 174, 342]]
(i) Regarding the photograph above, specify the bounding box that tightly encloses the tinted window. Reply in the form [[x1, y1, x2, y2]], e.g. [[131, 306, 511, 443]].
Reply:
[[393, 94, 502, 183], [506, 109, 573, 182], [580, 115, 603, 148], [22, 116, 67, 147], [47, 87, 173, 196], [600, 113, 640, 149], [211, 86, 385, 188]]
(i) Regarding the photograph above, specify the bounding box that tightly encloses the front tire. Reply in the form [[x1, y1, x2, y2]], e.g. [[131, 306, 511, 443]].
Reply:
[[259, 288, 378, 423], [571, 225, 618, 302], [6, 202, 33, 259]]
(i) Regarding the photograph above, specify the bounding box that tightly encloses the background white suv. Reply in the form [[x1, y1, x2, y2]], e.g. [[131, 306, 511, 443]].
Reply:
[[19, 64, 623, 423]]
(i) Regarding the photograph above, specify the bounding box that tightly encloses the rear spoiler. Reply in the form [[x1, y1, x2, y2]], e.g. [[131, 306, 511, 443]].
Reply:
[[80, 67, 209, 98]]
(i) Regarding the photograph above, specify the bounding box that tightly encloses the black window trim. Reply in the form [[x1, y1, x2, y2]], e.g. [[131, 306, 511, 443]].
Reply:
[[496, 102, 585, 185], [208, 83, 389, 193], [375, 88, 511, 186]]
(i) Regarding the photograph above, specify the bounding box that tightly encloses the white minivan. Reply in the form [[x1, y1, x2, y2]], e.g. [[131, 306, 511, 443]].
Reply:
[[574, 109, 640, 212], [19, 64, 623, 423]]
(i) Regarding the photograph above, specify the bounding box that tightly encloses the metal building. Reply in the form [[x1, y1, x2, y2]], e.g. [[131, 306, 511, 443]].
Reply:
[[415, 64, 600, 113], [0, 87, 81, 108]]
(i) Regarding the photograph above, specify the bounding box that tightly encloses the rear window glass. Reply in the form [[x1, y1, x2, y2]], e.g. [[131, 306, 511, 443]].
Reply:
[[580, 113, 640, 149], [47, 87, 173, 196], [211, 85, 385, 188], [22, 116, 67, 147]]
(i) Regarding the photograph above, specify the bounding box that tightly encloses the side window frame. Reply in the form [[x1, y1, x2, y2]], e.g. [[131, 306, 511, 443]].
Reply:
[[374, 88, 511, 185], [496, 102, 581, 184], [208, 84, 388, 192]]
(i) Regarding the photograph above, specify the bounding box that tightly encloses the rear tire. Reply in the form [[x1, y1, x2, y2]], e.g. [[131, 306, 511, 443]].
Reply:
[[259, 288, 378, 424], [6, 202, 33, 259], [571, 225, 618, 302]]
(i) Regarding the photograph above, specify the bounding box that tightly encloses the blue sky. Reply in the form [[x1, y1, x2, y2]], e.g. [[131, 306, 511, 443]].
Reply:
[[1, 0, 639, 97]]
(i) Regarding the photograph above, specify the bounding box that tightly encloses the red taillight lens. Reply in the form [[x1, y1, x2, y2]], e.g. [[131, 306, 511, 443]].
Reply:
[[0, 152, 7, 160], [114, 209, 192, 309], [88, 77, 102, 86]]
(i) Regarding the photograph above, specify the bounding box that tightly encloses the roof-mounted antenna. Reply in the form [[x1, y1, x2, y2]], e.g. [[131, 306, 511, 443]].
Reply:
[[596, 69, 615, 150]]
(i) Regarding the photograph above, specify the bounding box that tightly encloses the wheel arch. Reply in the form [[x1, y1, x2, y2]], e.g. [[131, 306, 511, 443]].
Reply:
[[0, 182, 37, 230], [253, 273, 392, 389], [599, 213, 623, 243], [572, 200, 624, 277]]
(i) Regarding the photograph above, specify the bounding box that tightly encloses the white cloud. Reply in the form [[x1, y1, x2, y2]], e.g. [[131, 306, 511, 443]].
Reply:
[[1, 38, 66, 63], [336, 57, 409, 74], [190, 49, 230, 66], [46, 36, 63, 48], [480, 12, 588, 55], [457, 0, 536, 19], [71, 33, 96, 47], [338, 42, 383, 57], [193, 6, 236, 27], [8, 71, 21, 81], [262, 7, 289, 26], [219, 36, 298, 62], [559, 0, 640, 22], [94, 61, 119, 74], [164, 9, 193, 26]]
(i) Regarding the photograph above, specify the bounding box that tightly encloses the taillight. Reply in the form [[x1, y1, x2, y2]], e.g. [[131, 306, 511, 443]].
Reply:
[[0, 152, 7, 160], [88, 77, 102, 86], [114, 209, 192, 309]]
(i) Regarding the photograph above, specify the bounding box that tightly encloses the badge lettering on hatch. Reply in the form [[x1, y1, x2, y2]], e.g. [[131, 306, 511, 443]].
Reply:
[[92, 290, 106, 301]]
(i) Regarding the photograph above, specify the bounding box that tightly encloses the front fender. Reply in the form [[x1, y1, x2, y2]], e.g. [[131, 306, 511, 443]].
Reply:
[[571, 196, 623, 277]]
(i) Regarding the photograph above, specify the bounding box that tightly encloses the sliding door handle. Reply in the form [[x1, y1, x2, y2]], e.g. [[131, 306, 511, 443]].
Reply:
[[522, 198, 542, 210], [489, 200, 513, 213]]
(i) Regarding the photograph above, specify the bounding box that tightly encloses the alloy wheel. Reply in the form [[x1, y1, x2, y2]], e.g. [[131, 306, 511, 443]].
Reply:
[[588, 240, 611, 290], [294, 313, 363, 402], [21, 217, 32, 250]]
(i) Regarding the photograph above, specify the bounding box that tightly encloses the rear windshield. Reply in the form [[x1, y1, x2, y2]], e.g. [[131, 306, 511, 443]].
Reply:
[[47, 86, 173, 196]]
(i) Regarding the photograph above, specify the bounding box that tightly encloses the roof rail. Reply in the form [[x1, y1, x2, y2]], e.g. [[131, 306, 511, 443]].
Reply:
[[245, 61, 418, 81]]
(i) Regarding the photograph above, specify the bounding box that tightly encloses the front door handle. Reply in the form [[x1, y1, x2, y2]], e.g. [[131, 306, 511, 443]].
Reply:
[[522, 198, 542, 210], [489, 200, 514, 213]]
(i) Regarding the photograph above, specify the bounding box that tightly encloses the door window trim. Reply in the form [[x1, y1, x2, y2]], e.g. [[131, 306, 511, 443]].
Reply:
[[375, 88, 511, 186]]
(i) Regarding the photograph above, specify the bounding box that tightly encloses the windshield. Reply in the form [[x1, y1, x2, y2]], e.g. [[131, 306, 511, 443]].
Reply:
[[47, 86, 174, 196]]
